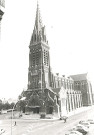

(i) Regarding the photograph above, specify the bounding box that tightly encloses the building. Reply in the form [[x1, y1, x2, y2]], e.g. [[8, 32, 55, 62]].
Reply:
[[0, 0, 5, 36], [25, 2, 56, 115], [24, 3, 93, 118], [70, 73, 93, 106]]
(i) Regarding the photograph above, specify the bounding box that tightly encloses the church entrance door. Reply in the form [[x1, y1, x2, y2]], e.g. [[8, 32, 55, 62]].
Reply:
[[33, 107, 40, 114]]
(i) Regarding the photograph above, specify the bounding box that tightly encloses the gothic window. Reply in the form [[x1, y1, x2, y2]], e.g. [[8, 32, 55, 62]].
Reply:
[[36, 78, 38, 88], [33, 78, 36, 88], [34, 78, 36, 88], [43, 49, 49, 66], [35, 34, 36, 41], [32, 78, 34, 88], [36, 52, 39, 65], [46, 51, 48, 66], [44, 50, 46, 65], [32, 51, 35, 66], [28, 81, 31, 86], [46, 51, 47, 65], [43, 50, 48, 66], [47, 53, 49, 66]]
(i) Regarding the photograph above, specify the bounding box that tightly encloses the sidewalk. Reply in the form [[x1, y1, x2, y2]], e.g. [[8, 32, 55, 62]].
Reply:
[[67, 105, 94, 117], [20, 105, 94, 121], [21, 113, 59, 121]]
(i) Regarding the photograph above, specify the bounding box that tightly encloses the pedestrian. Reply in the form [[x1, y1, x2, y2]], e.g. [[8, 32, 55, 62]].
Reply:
[[64, 118, 66, 123], [14, 121, 16, 126]]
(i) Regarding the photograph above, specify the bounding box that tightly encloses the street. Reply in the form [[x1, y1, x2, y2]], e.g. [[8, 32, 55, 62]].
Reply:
[[0, 106, 94, 135]]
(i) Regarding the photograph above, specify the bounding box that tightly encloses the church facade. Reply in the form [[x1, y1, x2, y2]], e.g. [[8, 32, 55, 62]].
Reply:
[[24, 3, 93, 118]]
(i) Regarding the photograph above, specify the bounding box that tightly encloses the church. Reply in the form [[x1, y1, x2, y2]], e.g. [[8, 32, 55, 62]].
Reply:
[[24, 2, 93, 118]]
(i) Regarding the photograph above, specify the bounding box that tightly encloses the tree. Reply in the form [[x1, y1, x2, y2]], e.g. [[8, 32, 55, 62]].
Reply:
[[3, 102, 10, 110], [0, 100, 2, 111], [17, 100, 26, 113], [10, 102, 15, 109]]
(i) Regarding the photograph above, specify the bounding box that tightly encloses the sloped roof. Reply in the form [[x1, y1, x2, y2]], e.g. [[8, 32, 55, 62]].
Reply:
[[70, 73, 87, 81]]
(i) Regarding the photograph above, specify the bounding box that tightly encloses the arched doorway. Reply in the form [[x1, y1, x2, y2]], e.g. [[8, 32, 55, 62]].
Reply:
[[46, 100, 54, 114], [27, 95, 41, 114]]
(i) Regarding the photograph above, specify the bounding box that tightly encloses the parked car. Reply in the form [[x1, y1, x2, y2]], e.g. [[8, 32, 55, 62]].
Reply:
[[79, 121, 90, 128], [65, 130, 83, 135], [73, 124, 88, 135], [0, 129, 5, 134], [87, 119, 94, 124]]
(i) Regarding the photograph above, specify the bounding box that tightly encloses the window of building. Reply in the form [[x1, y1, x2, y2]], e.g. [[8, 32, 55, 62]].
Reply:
[[35, 34, 36, 41], [44, 50, 46, 65], [36, 52, 39, 65]]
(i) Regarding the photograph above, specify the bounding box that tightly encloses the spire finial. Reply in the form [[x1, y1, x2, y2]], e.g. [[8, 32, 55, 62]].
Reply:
[[37, 0, 39, 7], [34, 0, 43, 33]]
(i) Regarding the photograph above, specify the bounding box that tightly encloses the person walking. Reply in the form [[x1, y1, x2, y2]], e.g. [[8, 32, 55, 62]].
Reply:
[[14, 121, 16, 126], [64, 118, 67, 123]]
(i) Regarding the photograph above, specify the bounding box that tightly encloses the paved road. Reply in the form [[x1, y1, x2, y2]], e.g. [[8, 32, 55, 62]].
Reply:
[[0, 106, 94, 135]]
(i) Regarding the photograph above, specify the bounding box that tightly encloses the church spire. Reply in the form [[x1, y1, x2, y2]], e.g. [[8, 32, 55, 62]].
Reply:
[[35, 1, 43, 34], [30, 1, 48, 45]]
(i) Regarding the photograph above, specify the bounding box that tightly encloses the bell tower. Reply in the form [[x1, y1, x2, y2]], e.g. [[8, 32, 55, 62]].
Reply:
[[28, 2, 50, 91], [25, 2, 58, 115]]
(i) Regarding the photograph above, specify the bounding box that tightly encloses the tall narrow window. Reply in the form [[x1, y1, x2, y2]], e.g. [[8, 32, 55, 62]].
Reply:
[[32, 52, 35, 66], [44, 50, 46, 65], [35, 34, 36, 41]]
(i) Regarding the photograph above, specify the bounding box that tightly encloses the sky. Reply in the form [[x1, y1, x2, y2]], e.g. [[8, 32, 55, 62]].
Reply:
[[0, 0, 94, 100]]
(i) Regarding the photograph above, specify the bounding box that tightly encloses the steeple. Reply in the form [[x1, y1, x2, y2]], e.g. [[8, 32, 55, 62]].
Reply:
[[30, 1, 48, 45], [35, 1, 43, 34], [28, 1, 50, 91]]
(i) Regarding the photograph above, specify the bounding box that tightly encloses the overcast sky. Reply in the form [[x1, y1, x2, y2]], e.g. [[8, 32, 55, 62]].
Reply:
[[0, 0, 94, 100]]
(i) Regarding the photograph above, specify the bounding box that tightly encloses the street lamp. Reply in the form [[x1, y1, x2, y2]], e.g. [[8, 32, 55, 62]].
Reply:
[[11, 97, 26, 135]]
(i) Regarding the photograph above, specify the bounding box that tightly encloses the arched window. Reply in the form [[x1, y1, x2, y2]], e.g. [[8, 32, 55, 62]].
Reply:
[[44, 50, 46, 64], [36, 51, 39, 65], [35, 34, 36, 41]]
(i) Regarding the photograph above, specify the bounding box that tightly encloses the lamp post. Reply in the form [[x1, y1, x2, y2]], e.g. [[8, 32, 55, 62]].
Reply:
[[11, 97, 26, 135]]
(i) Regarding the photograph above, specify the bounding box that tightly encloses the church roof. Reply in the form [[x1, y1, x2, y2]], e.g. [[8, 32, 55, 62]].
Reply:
[[70, 73, 87, 81]]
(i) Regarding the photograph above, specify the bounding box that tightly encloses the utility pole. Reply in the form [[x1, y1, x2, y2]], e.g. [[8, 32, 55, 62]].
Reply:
[[11, 97, 26, 135]]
